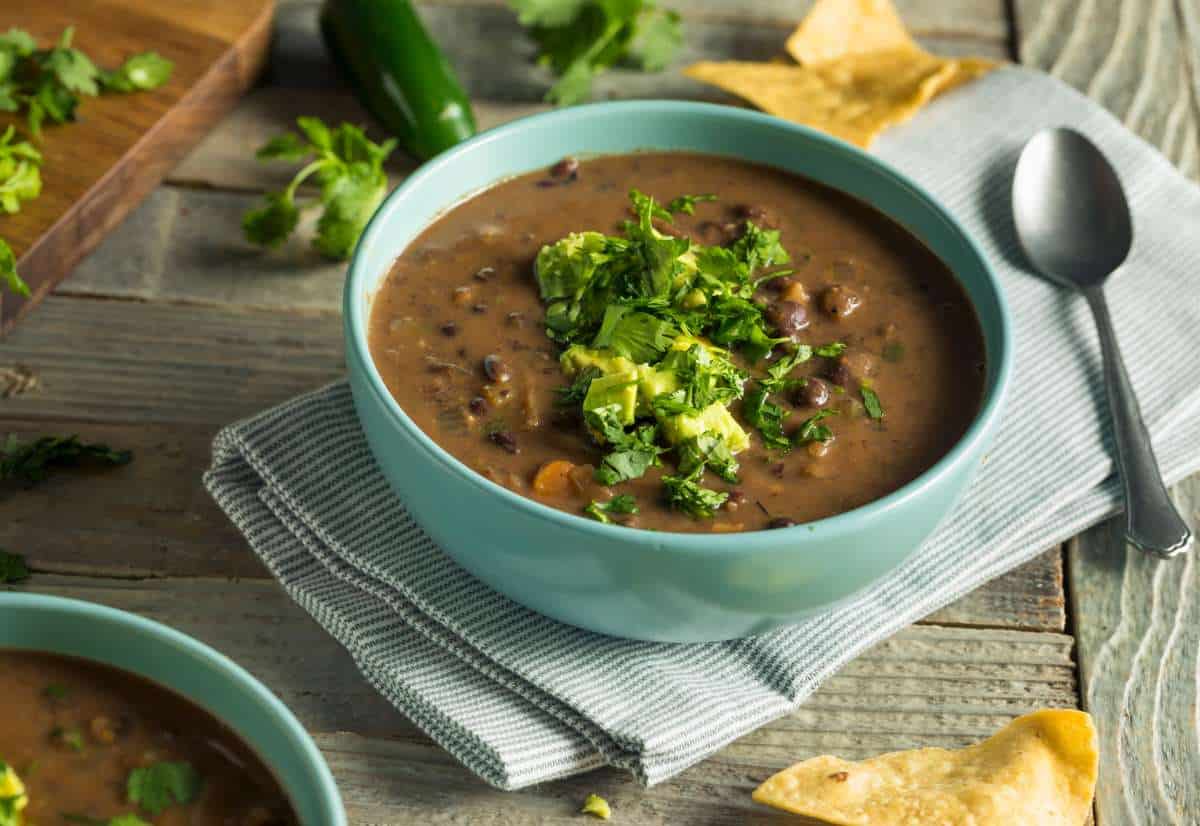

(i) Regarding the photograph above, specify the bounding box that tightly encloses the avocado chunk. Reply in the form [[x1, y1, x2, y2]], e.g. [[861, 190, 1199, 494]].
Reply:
[[560, 344, 637, 379], [659, 402, 751, 453], [635, 364, 680, 415], [583, 371, 640, 425]]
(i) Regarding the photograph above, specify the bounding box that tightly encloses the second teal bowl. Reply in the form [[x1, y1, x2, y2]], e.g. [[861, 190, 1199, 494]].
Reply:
[[0, 592, 345, 824], [344, 102, 1013, 642]]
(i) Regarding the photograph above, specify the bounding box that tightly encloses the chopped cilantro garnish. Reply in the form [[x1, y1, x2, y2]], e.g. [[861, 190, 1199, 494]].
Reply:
[[584, 494, 639, 523], [556, 365, 601, 407], [742, 385, 790, 451], [861, 385, 885, 420], [52, 726, 85, 753], [665, 193, 716, 215], [127, 761, 201, 815], [585, 405, 665, 485], [814, 342, 847, 358], [677, 432, 740, 483], [42, 683, 69, 700], [0, 549, 29, 584], [662, 474, 728, 518], [795, 409, 838, 444]]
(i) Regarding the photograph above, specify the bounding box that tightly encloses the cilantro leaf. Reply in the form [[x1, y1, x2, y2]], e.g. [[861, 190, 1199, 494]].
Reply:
[[584, 493, 639, 523], [665, 193, 716, 215], [677, 432, 740, 483], [0, 124, 44, 219], [662, 474, 728, 518], [127, 761, 201, 815], [1, 434, 132, 486], [556, 366, 602, 406], [586, 405, 664, 485], [815, 341, 847, 358], [730, 221, 790, 271], [742, 385, 790, 451], [0, 238, 30, 297], [592, 306, 677, 363], [0, 548, 29, 584], [244, 119, 396, 259], [100, 52, 173, 92], [513, 0, 683, 105], [795, 409, 838, 444], [861, 385, 884, 420]]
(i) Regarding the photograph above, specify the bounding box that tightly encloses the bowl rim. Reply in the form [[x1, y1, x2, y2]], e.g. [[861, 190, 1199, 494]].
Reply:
[[0, 591, 345, 824], [345, 99, 1013, 551]]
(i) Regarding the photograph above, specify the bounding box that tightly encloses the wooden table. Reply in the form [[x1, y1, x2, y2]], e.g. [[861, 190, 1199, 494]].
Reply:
[[2, 2, 1197, 823]]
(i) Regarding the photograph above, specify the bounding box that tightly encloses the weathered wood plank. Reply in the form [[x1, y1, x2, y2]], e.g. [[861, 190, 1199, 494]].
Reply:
[[0, 296, 344, 426], [1016, 0, 1200, 180], [0, 295, 1064, 631], [270, 1, 1008, 102], [1067, 476, 1199, 826], [4, 574, 1078, 823]]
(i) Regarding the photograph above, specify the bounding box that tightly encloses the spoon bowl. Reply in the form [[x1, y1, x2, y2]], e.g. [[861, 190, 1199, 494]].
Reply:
[[1012, 128, 1133, 289]]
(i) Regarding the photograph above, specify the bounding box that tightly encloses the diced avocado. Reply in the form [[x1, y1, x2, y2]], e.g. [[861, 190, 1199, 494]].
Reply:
[[659, 402, 750, 453], [559, 345, 637, 378], [635, 364, 680, 416], [0, 760, 28, 819], [583, 371, 639, 425], [534, 231, 608, 300]]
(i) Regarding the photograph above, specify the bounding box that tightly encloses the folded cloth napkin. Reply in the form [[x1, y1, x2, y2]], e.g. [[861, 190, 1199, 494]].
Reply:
[[205, 66, 1200, 789]]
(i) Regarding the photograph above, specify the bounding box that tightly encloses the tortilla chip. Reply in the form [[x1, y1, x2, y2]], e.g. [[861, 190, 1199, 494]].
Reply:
[[786, 0, 917, 65], [684, 53, 955, 147], [752, 709, 1098, 826], [938, 56, 1001, 94]]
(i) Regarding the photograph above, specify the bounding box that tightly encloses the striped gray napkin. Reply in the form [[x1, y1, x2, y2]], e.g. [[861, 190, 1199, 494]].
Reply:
[[205, 67, 1200, 790]]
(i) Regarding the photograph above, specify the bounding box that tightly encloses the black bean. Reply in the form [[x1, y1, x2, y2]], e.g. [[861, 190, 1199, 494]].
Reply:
[[764, 300, 810, 339], [793, 377, 830, 408], [483, 354, 513, 383], [468, 396, 488, 416], [472, 303, 488, 314], [488, 430, 519, 454], [506, 311, 525, 327], [439, 322, 458, 336], [821, 285, 862, 319], [724, 490, 748, 511], [828, 363, 852, 387], [769, 462, 786, 479], [551, 157, 579, 179], [735, 204, 778, 228], [767, 517, 797, 529]]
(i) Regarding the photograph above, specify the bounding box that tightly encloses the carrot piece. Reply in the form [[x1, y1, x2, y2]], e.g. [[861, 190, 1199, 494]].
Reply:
[[532, 460, 576, 496]]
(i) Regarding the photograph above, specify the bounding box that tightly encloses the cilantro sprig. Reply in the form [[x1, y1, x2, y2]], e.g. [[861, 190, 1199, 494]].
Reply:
[[1, 434, 132, 486], [861, 385, 884, 420], [244, 118, 397, 260], [0, 27, 173, 137], [510, 0, 683, 105]]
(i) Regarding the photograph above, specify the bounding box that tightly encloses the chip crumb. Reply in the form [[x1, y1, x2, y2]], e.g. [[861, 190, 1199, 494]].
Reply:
[[0, 364, 39, 399], [580, 793, 612, 820]]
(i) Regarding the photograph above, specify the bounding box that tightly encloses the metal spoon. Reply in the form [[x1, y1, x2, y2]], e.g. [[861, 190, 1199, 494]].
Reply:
[[1012, 127, 1191, 558]]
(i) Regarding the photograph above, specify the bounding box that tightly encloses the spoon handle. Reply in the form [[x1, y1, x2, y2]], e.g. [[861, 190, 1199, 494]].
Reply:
[[1084, 286, 1192, 557]]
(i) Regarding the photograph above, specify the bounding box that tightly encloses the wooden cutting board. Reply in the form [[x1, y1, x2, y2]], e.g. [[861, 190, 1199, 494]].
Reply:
[[0, 0, 275, 336]]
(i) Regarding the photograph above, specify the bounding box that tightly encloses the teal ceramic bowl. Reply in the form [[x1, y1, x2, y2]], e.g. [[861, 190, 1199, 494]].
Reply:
[[0, 592, 345, 824], [344, 101, 1012, 642]]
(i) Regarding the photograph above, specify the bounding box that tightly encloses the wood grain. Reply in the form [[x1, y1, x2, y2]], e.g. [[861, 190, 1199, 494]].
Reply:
[[0, 0, 275, 335], [3, 574, 1078, 823], [1067, 477, 1199, 826], [1016, 0, 1200, 180]]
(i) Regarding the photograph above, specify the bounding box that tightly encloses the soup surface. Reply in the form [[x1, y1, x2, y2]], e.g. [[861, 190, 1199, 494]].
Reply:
[[368, 153, 985, 532], [0, 650, 298, 825]]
